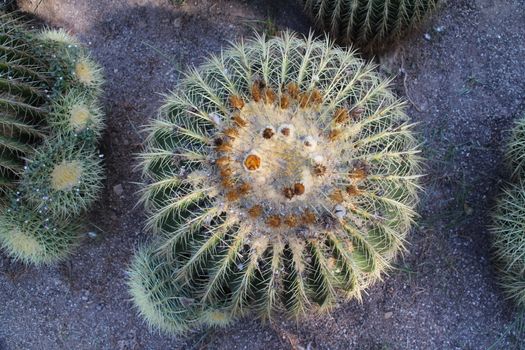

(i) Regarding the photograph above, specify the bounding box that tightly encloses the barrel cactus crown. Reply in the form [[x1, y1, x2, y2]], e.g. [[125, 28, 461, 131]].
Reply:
[[0, 14, 104, 264], [491, 116, 525, 307], [130, 32, 422, 333], [302, 0, 438, 52]]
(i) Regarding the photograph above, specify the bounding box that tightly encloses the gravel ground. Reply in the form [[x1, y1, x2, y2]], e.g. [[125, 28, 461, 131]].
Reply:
[[1, 0, 525, 349]]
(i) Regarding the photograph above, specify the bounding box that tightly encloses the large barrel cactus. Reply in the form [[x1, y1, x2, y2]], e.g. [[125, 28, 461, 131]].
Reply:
[[130, 32, 422, 333], [302, 0, 438, 52], [492, 116, 525, 307], [506, 117, 525, 180], [0, 14, 104, 264]]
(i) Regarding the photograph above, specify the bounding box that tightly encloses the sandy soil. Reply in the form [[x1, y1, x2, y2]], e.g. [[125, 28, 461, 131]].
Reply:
[[1, 0, 525, 349]]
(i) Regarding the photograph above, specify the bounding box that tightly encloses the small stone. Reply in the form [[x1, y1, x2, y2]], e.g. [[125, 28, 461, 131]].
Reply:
[[113, 184, 124, 196], [384, 312, 393, 319], [334, 204, 346, 219]]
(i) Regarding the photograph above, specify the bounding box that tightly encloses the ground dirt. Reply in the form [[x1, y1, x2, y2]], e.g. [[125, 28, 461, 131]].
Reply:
[[1, 0, 525, 349]]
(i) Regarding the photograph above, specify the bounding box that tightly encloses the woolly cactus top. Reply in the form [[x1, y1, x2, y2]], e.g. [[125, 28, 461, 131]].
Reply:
[[207, 83, 386, 239], [133, 32, 422, 333]]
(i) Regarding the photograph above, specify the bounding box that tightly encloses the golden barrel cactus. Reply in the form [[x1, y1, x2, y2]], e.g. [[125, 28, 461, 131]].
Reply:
[[491, 116, 525, 307], [130, 32, 422, 333], [0, 14, 104, 265]]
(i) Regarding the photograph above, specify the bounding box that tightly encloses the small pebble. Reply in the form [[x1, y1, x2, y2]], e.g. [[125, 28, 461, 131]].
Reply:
[[113, 184, 124, 196]]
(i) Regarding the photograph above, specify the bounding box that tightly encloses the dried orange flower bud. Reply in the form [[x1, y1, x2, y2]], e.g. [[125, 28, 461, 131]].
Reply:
[[266, 215, 282, 228], [302, 210, 317, 225], [229, 95, 245, 110], [216, 141, 233, 153], [220, 167, 232, 177], [226, 190, 241, 202], [251, 81, 263, 102], [313, 164, 327, 176], [248, 205, 263, 218], [216, 156, 231, 167], [262, 127, 275, 139], [280, 94, 290, 109], [283, 187, 294, 199], [284, 215, 299, 227], [349, 168, 368, 181], [329, 190, 344, 203], [346, 184, 361, 196], [299, 93, 309, 108], [238, 182, 251, 195], [264, 88, 276, 104], [280, 127, 291, 136], [223, 127, 239, 139], [293, 183, 305, 196], [221, 177, 234, 189], [310, 89, 322, 105], [334, 108, 349, 124], [244, 154, 261, 171], [287, 83, 300, 99], [328, 129, 341, 141], [233, 114, 247, 127]]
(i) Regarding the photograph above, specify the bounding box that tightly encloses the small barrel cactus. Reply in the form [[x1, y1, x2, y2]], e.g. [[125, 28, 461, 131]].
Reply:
[[130, 32, 422, 333], [492, 116, 525, 307], [0, 14, 105, 264], [0, 199, 82, 264], [19, 136, 104, 218], [302, 0, 438, 52]]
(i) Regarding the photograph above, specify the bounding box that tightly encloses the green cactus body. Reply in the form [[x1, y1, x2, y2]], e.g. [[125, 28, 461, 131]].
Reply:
[[492, 182, 525, 306], [0, 16, 50, 192], [131, 32, 422, 333], [506, 117, 525, 180], [0, 199, 82, 264], [492, 117, 525, 307], [19, 136, 104, 218], [303, 0, 438, 52], [0, 14, 104, 264]]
